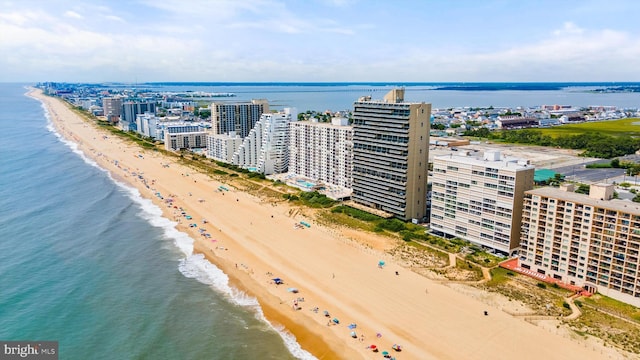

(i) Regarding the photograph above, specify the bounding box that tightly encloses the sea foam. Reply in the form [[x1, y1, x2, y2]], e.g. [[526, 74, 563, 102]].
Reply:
[[43, 99, 316, 360]]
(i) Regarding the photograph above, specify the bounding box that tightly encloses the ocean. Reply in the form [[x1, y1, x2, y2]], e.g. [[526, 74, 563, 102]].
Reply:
[[0, 83, 307, 360]]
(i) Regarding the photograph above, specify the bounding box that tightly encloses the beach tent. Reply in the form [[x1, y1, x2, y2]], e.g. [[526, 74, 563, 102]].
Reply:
[[332, 318, 340, 324], [348, 323, 357, 329]]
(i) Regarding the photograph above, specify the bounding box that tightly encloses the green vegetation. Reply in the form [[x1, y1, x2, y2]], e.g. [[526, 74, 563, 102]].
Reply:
[[485, 267, 514, 286], [585, 162, 613, 169], [464, 118, 640, 158], [331, 205, 384, 221], [283, 191, 335, 208], [575, 184, 590, 194]]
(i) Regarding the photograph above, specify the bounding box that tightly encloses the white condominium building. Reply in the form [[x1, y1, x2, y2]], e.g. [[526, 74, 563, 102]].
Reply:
[[206, 132, 243, 163], [430, 151, 534, 255], [288, 117, 353, 189], [519, 184, 640, 307], [232, 108, 297, 174]]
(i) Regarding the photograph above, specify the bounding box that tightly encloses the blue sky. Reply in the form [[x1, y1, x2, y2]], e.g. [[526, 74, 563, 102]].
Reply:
[[1, 0, 640, 82]]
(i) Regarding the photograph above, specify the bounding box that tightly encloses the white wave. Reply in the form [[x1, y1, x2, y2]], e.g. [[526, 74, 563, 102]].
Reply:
[[38, 95, 316, 360], [178, 253, 316, 360]]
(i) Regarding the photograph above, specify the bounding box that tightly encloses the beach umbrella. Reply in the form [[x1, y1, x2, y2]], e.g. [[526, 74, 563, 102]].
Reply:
[[348, 323, 357, 329], [350, 331, 357, 338], [378, 260, 385, 267], [323, 310, 330, 317], [369, 345, 377, 352], [287, 287, 298, 293], [392, 344, 402, 351]]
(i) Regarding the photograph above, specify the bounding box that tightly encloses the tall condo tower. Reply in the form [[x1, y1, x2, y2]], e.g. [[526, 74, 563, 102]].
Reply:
[[211, 99, 269, 138], [351, 89, 431, 221]]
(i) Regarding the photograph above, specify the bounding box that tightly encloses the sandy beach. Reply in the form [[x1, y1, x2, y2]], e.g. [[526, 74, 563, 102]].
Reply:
[[32, 87, 613, 359]]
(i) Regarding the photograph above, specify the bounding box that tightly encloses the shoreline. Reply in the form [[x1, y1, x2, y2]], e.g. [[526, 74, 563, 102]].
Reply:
[[31, 87, 617, 360]]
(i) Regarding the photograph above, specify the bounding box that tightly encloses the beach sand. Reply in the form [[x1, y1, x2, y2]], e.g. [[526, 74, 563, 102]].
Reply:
[[32, 88, 616, 359]]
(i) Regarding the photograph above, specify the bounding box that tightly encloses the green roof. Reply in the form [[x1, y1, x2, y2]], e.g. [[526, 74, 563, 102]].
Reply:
[[534, 169, 558, 182]]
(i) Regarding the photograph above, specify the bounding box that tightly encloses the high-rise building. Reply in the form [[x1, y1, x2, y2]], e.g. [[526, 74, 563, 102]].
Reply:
[[519, 184, 640, 307], [232, 108, 296, 174], [121, 101, 156, 131], [211, 99, 269, 138], [102, 96, 122, 124], [288, 117, 353, 190], [429, 151, 534, 255], [351, 89, 430, 221], [103, 96, 122, 117]]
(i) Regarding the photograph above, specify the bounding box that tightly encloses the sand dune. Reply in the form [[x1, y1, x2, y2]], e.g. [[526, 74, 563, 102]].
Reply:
[[33, 88, 612, 359]]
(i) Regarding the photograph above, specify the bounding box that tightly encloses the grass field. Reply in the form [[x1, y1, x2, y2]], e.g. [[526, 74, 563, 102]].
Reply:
[[537, 117, 640, 137]]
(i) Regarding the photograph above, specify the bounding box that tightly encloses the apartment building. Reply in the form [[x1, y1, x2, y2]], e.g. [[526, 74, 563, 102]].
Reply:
[[519, 184, 640, 307], [206, 132, 243, 163], [122, 101, 156, 124], [103, 96, 122, 119], [211, 99, 269, 138], [351, 89, 431, 221], [162, 123, 208, 151], [288, 117, 353, 190], [430, 151, 534, 255], [232, 108, 296, 174]]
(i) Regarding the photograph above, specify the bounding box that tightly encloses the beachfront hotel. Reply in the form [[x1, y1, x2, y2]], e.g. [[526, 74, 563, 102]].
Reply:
[[211, 99, 269, 138], [430, 151, 534, 255], [288, 117, 353, 190], [519, 184, 640, 307], [232, 108, 296, 174], [351, 89, 431, 221]]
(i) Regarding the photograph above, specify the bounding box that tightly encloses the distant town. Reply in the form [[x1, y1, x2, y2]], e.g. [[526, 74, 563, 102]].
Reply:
[[39, 82, 640, 308]]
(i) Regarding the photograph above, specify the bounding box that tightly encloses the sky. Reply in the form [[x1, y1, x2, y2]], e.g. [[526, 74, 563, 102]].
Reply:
[[1, 0, 640, 83]]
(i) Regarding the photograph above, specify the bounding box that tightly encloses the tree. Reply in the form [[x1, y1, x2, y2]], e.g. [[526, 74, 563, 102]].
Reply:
[[610, 158, 620, 168], [575, 184, 590, 194]]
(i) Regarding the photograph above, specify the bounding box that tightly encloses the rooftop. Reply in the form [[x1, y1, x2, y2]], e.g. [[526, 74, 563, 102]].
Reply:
[[526, 187, 640, 214]]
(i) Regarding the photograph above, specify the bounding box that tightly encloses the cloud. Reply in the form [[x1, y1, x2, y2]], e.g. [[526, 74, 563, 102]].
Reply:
[[553, 21, 584, 36], [104, 15, 124, 22], [1, 0, 639, 82], [64, 10, 83, 19]]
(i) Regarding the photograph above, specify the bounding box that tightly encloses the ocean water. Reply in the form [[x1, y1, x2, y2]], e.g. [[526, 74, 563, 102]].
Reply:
[[0, 83, 307, 360]]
